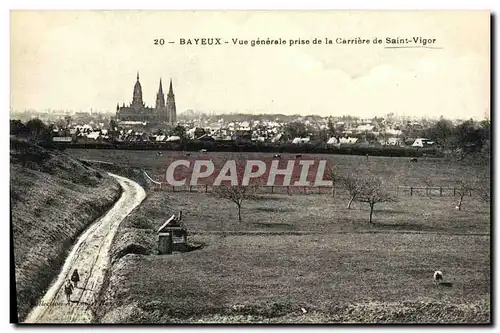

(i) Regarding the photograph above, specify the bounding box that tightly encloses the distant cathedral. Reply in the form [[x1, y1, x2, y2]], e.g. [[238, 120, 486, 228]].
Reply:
[[116, 72, 177, 124]]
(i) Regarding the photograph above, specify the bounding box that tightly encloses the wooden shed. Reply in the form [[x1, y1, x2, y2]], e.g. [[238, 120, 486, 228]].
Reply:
[[157, 212, 187, 254]]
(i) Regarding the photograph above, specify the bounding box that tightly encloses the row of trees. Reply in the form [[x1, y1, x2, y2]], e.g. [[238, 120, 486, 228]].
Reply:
[[214, 165, 489, 223], [407, 117, 490, 161], [214, 167, 396, 224], [280, 117, 490, 158], [10, 119, 54, 144]]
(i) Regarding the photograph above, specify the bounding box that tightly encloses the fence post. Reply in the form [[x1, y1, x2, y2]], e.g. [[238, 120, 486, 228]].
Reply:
[[453, 187, 456, 196], [410, 187, 413, 196], [287, 186, 291, 195], [470, 189, 472, 196], [271, 186, 274, 194], [318, 186, 321, 194], [396, 186, 399, 196], [172, 186, 175, 192], [426, 187, 429, 196], [440, 186, 443, 196], [189, 185, 192, 192], [205, 184, 208, 193]]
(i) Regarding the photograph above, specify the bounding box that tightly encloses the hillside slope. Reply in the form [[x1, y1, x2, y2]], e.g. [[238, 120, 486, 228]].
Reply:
[[10, 140, 121, 322]]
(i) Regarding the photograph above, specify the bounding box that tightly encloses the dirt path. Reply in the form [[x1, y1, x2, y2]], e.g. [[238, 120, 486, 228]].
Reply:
[[24, 173, 146, 323]]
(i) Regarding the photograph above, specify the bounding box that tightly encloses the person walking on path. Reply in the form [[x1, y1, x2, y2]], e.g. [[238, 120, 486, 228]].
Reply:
[[64, 280, 74, 304], [71, 269, 80, 288]]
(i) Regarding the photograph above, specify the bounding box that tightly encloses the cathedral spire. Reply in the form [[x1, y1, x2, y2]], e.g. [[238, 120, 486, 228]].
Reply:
[[132, 72, 143, 107], [168, 78, 174, 96], [166, 78, 176, 124], [155, 78, 166, 112]]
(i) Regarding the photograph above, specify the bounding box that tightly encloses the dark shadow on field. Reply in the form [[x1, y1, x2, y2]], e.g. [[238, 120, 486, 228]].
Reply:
[[253, 195, 289, 201], [373, 209, 408, 215], [184, 243, 205, 252], [369, 222, 448, 232], [251, 222, 295, 230], [253, 207, 296, 213], [460, 209, 491, 215]]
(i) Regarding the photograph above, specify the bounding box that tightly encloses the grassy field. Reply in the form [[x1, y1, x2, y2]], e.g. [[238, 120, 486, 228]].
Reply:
[[10, 141, 121, 321], [66, 149, 491, 323], [67, 149, 489, 188]]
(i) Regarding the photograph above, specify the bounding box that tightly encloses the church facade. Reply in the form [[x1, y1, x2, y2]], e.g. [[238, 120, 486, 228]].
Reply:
[[116, 72, 177, 124]]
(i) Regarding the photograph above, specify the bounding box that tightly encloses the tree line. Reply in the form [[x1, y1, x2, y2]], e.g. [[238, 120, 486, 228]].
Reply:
[[10, 119, 54, 144]]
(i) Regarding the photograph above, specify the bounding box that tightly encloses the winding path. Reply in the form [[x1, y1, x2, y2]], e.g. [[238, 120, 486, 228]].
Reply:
[[24, 173, 146, 323]]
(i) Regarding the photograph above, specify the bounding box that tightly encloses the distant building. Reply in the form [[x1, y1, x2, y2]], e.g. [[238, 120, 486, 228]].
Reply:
[[115, 72, 177, 124], [412, 138, 435, 148], [52, 136, 73, 143], [386, 137, 405, 146]]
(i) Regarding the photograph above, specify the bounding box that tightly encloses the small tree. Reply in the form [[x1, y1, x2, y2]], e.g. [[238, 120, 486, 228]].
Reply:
[[454, 178, 476, 211], [25, 118, 53, 144], [340, 170, 361, 209], [172, 124, 187, 140], [475, 180, 490, 203], [355, 176, 395, 223], [282, 121, 307, 141], [214, 183, 259, 222], [325, 164, 340, 197], [422, 175, 435, 198]]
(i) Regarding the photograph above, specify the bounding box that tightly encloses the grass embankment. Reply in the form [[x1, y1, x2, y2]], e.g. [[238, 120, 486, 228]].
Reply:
[[95, 189, 490, 323], [10, 140, 122, 322]]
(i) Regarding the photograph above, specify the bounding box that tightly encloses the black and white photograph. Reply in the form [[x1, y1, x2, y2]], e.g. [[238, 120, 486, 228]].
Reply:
[[9, 10, 491, 324]]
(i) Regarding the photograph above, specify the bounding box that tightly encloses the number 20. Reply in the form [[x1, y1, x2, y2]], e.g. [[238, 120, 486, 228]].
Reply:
[[154, 39, 165, 45]]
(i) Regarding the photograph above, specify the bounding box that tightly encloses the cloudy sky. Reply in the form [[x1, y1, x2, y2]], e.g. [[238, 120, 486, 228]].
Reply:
[[10, 11, 490, 119]]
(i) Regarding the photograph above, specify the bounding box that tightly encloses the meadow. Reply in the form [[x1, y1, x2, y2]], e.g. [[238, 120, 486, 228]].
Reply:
[[66, 149, 491, 323], [68, 149, 488, 188]]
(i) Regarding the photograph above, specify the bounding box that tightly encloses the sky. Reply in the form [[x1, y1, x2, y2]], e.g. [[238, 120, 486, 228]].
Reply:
[[10, 11, 490, 119]]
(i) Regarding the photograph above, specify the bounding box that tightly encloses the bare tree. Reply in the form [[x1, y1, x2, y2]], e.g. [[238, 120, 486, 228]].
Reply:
[[422, 175, 434, 198], [355, 176, 396, 223], [454, 178, 476, 211], [475, 184, 490, 203], [325, 164, 340, 197], [340, 170, 361, 209], [214, 183, 259, 222], [474, 176, 490, 203]]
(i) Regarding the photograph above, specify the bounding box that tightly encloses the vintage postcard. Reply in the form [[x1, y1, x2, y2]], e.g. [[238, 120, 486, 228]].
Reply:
[[10, 11, 491, 324]]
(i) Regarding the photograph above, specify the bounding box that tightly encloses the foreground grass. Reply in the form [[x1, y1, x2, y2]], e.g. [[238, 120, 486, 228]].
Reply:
[[99, 233, 489, 323], [95, 189, 490, 323], [10, 140, 121, 321]]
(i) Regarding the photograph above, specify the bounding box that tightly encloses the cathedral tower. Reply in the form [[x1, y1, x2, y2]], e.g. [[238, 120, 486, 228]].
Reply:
[[166, 79, 177, 124], [132, 71, 144, 108], [155, 78, 166, 121]]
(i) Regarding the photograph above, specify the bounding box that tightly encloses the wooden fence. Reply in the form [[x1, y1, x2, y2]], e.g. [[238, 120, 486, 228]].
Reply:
[[143, 172, 479, 197]]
